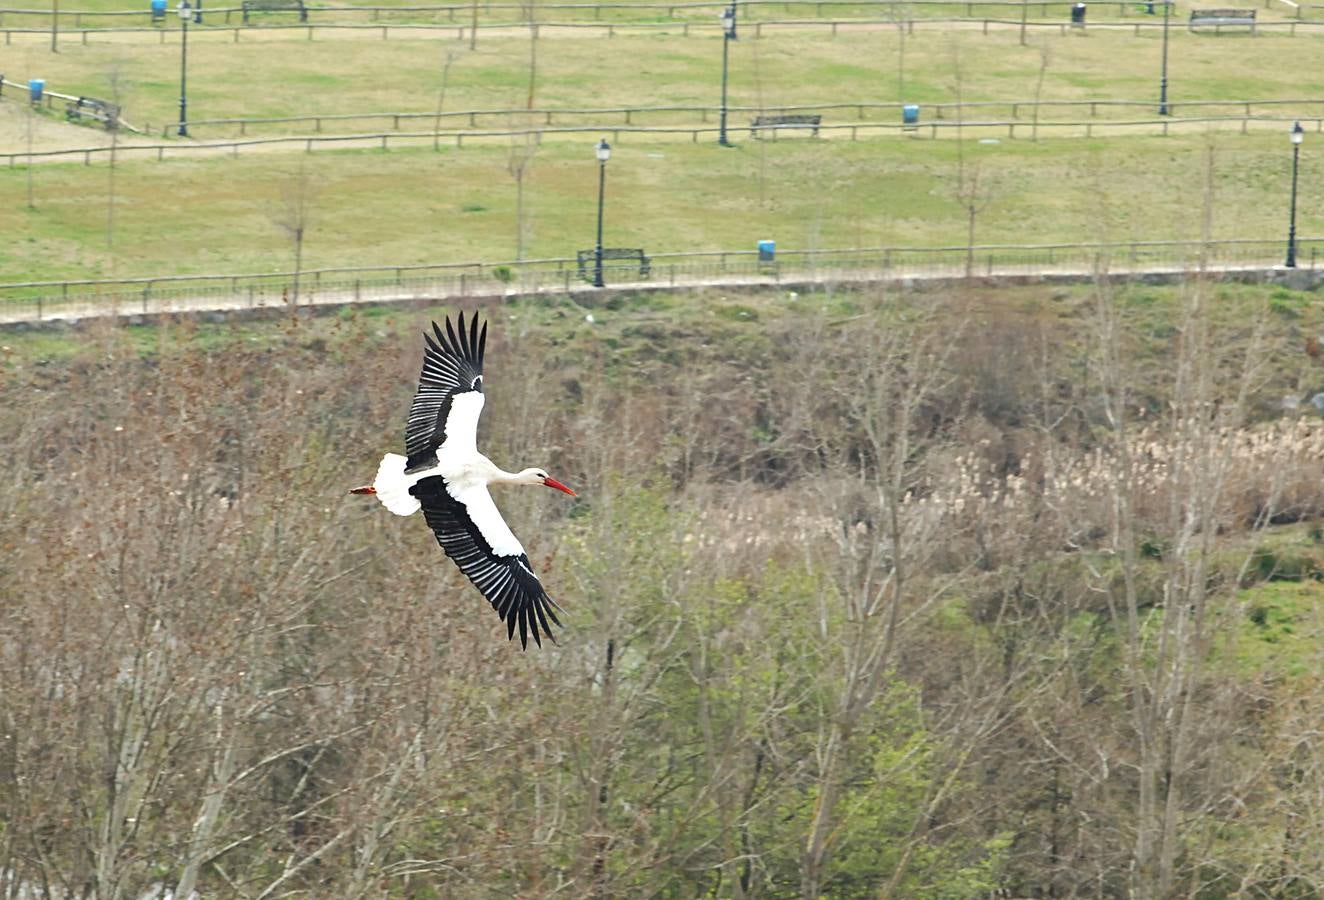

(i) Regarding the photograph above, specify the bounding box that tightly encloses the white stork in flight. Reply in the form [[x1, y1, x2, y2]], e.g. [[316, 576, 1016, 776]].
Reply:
[[350, 312, 576, 648]]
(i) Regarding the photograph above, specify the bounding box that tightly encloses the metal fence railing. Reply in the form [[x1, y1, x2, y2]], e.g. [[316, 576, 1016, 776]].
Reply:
[[1, 239, 1319, 323]]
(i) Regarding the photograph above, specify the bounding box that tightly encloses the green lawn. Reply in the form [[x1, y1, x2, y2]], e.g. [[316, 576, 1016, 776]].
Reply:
[[4, 28, 1324, 137], [0, 130, 1318, 282], [0, 13, 1321, 284], [1225, 579, 1324, 679]]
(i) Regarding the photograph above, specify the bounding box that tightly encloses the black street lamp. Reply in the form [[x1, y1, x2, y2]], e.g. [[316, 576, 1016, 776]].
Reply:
[[177, 0, 191, 137], [1158, 0, 1171, 115], [593, 138, 611, 288], [718, 2, 736, 146], [1287, 121, 1304, 269]]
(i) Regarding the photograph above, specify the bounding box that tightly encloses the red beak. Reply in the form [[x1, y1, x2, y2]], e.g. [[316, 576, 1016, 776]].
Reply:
[[543, 477, 577, 497]]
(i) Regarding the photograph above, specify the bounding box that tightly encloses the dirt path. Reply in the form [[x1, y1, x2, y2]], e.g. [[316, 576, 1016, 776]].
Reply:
[[0, 105, 1310, 170], [0, 95, 138, 155]]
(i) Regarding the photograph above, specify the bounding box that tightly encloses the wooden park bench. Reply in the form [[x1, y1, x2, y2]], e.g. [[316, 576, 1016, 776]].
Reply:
[[576, 248, 651, 283], [1188, 8, 1256, 31], [242, 0, 308, 24], [65, 96, 120, 131], [750, 114, 822, 139]]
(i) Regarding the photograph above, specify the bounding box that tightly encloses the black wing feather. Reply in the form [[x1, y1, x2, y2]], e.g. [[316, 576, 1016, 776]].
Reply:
[[404, 312, 486, 471], [410, 475, 563, 650]]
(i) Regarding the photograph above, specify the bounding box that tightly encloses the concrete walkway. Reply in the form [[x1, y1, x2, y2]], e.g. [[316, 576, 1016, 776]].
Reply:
[[3, 260, 1319, 328]]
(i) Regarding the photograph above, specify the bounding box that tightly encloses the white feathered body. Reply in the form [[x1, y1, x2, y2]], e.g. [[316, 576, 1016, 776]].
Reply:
[[368, 392, 528, 558]]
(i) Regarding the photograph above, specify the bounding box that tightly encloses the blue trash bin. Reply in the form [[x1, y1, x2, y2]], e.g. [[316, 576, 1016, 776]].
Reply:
[[758, 239, 775, 262], [151, 0, 167, 21], [28, 78, 44, 104], [902, 104, 920, 126]]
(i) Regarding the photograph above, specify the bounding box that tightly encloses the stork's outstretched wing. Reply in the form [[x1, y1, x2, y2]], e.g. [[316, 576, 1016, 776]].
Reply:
[[410, 474, 563, 649], [404, 312, 486, 472]]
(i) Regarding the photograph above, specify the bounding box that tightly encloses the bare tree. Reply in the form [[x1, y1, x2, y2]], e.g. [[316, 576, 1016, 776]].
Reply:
[[1088, 149, 1277, 897], [1031, 42, 1050, 142], [504, 0, 541, 262], [559, 488, 692, 895], [952, 53, 994, 276], [507, 130, 538, 261], [888, 0, 911, 100], [522, 0, 539, 110], [749, 24, 772, 205], [957, 157, 992, 276], [799, 304, 960, 898], [271, 164, 318, 305], [432, 47, 459, 152], [105, 67, 126, 253]]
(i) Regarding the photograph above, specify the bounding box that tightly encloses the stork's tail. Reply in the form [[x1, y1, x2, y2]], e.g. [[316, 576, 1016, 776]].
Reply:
[[351, 453, 421, 516]]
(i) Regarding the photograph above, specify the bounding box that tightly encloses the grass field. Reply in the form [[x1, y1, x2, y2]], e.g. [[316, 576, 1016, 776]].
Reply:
[[5, 28, 1324, 135], [0, 131, 1319, 282], [0, 8, 1321, 286]]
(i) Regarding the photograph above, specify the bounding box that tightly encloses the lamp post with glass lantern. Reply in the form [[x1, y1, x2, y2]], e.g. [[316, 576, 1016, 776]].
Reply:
[[177, 0, 191, 136], [718, 2, 736, 146], [593, 138, 611, 288], [1287, 121, 1305, 268]]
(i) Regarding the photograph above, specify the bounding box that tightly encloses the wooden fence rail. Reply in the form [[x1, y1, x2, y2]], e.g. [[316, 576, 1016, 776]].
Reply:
[[3, 116, 1322, 168], [153, 97, 1324, 137], [6, 71, 1321, 138]]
